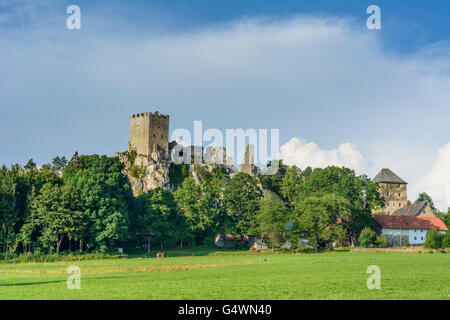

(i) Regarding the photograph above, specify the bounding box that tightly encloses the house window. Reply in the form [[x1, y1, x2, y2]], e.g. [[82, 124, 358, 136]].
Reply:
[[414, 237, 417, 240], [387, 191, 390, 196], [398, 193, 401, 197], [399, 203, 401, 207], [421, 237, 424, 240]]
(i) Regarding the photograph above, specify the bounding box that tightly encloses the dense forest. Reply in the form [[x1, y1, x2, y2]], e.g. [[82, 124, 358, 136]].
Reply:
[[1, 153, 448, 256]]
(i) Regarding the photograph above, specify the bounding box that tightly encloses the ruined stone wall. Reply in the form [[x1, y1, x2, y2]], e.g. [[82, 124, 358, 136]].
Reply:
[[240, 144, 257, 176]]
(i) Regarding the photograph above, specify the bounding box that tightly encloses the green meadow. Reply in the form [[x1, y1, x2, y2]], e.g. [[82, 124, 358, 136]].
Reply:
[[0, 251, 449, 300]]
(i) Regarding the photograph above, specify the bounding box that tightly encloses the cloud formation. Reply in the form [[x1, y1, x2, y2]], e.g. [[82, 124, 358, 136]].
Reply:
[[1, 5, 450, 210], [280, 138, 368, 173], [414, 143, 450, 212]]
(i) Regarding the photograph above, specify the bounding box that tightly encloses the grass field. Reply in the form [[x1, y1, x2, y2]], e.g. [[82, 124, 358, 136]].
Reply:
[[0, 250, 449, 300]]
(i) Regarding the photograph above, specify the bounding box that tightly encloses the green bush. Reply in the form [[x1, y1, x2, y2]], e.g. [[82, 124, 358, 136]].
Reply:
[[424, 229, 444, 249], [0, 252, 127, 264], [442, 232, 450, 248], [358, 227, 377, 248], [375, 234, 388, 248], [295, 247, 315, 254]]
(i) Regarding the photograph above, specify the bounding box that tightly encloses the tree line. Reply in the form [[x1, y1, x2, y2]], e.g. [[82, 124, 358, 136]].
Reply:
[[1, 153, 448, 255]]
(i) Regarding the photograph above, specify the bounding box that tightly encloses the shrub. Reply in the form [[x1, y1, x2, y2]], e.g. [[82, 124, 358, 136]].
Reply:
[[358, 227, 377, 248], [424, 228, 444, 249], [295, 247, 315, 254], [0, 252, 127, 264], [375, 234, 388, 248], [442, 232, 450, 248]]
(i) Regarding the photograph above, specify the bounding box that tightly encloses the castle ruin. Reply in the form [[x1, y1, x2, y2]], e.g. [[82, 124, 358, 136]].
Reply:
[[240, 144, 257, 177], [119, 111, 255, 195], [129, 112, 170, 157]]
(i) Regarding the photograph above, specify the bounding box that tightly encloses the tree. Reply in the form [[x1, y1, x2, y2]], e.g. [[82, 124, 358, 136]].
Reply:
[[22, 183, 85, 253], [135, 189, 183, 250], [168, 163, 190, 190], [223, 173, 262, 238], [0, 167, 22, 253], [441, 232, 450, 248], [416, 192, 437, 212], [446, 209, 450, 227], [280, 166, 312, 206], [291, 166, 382, 246], [259, 160, 288, 197], [255, 198, 289, 252], [24, 159, 37, 171], [424, 228, 444, 249], [294, 194, 350, 252], [358, 227, 377, 248], [63, 154, 134, 252], [52, 156, 68, 171], [174, 178, 216, 244]]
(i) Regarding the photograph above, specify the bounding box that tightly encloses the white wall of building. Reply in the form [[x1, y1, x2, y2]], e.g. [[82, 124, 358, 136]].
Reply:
[[409, 229, 427, 245], [408, 229, 446, 245]]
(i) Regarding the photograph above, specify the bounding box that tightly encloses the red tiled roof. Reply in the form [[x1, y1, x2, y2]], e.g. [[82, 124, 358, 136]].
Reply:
[[372, 215, 448, 231]]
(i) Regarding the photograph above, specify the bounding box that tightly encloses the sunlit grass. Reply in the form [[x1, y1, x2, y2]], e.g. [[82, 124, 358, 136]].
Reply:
[[0, 251, 448, 300]]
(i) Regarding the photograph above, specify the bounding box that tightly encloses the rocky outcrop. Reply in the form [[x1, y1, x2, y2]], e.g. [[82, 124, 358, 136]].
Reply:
[[116, 149, 170, 196], [117, 141, 241, 196]]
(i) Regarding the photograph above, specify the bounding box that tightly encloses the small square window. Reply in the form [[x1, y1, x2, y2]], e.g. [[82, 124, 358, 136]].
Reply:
[[414, 237, 417, 240], [421, 237, 424, 240]]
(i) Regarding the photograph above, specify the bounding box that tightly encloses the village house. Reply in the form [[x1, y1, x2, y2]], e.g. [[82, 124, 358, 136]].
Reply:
[[372, 215, 448, 246], [214, 234, 268, 249], [214, 234, 250, 248], [392, 201, 436, 217]]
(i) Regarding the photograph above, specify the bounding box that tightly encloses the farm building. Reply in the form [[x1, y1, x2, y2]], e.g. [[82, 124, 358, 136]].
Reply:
[[214, 234, 268, 249], [392, 201, 436, 217], [214, 234, 250, 248], [372, 215, 448, 246]]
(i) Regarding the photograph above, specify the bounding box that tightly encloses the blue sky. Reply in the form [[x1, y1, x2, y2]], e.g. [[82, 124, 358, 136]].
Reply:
[[1, 0, 450, 209]]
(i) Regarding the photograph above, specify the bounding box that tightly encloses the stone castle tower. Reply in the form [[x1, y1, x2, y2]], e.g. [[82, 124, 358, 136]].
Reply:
[[129, 112, 170, 157], [240, 144, 257, 176], [372, 168, 408, 215]]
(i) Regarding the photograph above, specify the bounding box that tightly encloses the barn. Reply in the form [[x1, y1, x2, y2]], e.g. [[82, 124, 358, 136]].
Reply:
[[372, 215, 448, 246]]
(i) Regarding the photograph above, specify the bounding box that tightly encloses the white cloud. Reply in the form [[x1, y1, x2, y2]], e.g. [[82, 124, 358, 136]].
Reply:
[[280, 138, 368, 173], [414, 142, 450, 212]]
